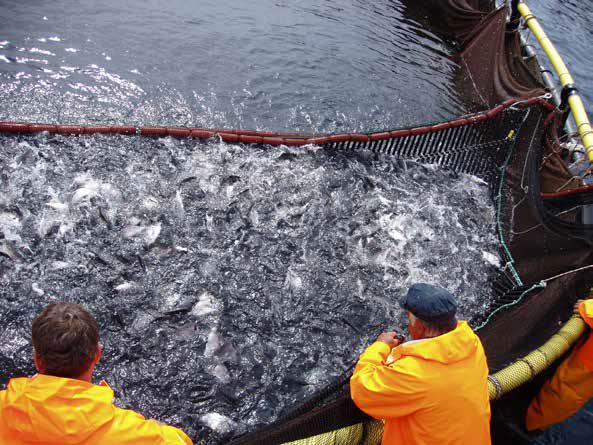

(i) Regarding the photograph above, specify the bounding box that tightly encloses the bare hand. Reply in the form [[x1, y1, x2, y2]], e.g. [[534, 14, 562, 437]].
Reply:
[[377, 332, 403, 349]]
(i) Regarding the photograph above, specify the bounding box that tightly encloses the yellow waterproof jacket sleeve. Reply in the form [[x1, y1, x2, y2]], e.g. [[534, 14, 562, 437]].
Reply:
[[350, 341, 426, 419], [526, 300, 593, 431]]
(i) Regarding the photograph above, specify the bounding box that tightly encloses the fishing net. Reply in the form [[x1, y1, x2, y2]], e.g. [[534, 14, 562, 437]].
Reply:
[[1, 2, 592, 445], [222, 2, 593, 444]]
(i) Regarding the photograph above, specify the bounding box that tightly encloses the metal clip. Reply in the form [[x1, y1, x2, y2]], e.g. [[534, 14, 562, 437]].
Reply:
[[560, 84, 579, 111]]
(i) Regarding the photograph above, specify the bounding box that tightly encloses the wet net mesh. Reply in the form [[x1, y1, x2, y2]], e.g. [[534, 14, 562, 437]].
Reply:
[[1, 2, 592, 444], [224, 2, 593, 444]]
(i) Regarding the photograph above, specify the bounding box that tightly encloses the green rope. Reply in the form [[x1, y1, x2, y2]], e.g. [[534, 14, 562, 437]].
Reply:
[[495, 128, 524, 287], [475, 281, 547, 331], [476, 108, 543, 332]]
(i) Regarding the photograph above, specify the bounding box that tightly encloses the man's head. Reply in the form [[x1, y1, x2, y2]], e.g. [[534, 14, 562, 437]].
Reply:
[[401, 283, 458, 340], [32, 302, 101, 380]]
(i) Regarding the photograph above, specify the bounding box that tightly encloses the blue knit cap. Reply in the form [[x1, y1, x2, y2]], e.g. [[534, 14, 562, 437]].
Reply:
[[400, 283, 457, 322]]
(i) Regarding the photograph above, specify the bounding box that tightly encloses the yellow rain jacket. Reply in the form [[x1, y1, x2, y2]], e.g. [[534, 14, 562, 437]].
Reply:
[[526, 299, 593, 431], [350, 321, 491, 445], [0, 374, 193, 445]]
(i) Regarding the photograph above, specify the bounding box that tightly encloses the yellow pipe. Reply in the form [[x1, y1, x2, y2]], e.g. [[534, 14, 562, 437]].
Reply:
[[517, 2, 593, 163], [488, 315, 587, 400], [283, 421, 383, 445], [283, 423, 365, 445]]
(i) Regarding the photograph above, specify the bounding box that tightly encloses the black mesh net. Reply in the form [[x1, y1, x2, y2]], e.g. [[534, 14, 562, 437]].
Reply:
[[1, 2, 592, 445], [226, 2, 593, 444]]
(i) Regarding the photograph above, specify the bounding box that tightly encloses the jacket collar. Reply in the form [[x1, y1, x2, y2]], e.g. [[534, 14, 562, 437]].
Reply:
[[2, 374, 115, 444], [389, 321, 479, 365]]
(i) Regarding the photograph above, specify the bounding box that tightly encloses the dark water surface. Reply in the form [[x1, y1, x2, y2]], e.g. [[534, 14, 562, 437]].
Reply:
[[0, 134, 499, 442], [0, 0, 591, 443], [0, 0, 465, 132]]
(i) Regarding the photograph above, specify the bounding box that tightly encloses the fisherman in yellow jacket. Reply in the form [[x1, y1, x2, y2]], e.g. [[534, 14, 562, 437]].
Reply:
[[526, 296, 593, 444], [0, 302, 192, 445], [350, 283, 491, 445]]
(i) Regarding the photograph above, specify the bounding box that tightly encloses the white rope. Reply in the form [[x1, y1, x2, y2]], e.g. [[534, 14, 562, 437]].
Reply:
[[512, 205, 582, 236], [543, 264, 593, 283], [519, 112, 544, 191]]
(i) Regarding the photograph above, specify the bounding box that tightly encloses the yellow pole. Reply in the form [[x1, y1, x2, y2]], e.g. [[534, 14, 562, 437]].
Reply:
[[517, 2, 593, 164]]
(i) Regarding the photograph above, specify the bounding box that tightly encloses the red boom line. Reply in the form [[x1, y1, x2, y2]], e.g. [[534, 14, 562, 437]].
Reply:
[[0, 97, 554, 147], [541, 184, 593, 199], [8, 96, 586, 199]]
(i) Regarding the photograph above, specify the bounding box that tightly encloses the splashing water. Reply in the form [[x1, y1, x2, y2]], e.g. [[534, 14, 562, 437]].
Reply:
[[0, 132, 499, 443], [1, 0, 589, 443]]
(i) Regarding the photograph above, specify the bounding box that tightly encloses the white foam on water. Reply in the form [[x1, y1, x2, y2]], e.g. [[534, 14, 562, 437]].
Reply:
[[200, 413, 236, 434], [142, 196, 159, 210], [122, 222, 161, 246], [31, 283, 44, 296], [482, 251, 501, 268], [305, 367, 326, 386], [207, 363, 231, 384], [51, 261, 70, 270], [204, 328, 222, 358], [0, 212, 22, 242], [191, 291, 221, 317], [143, 223, 161, 246], [114, 282, 133, 292], [29, 48, 55, 56], [0, 328, 29, 358]]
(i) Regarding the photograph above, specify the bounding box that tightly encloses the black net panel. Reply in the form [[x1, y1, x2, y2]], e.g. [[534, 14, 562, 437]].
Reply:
[[227, 105, 545, 445], [1, 2, 590, 445], [228, 2, 593, 445], [324, 109, 524, 178]]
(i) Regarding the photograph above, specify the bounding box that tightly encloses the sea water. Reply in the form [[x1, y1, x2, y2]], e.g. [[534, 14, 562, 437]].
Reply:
[[0, 0, 528, 442], [0, 133, 499, 443]]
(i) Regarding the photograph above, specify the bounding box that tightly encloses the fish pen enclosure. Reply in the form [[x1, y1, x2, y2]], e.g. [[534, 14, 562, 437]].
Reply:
[[225, 1, 593, 443], [1, 1, 593, 445]]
